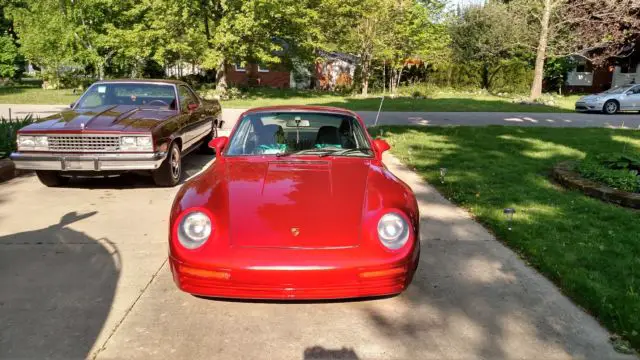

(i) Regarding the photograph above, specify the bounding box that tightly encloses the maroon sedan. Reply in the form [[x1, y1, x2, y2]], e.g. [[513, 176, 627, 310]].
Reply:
[[11, 80, 222, 187]]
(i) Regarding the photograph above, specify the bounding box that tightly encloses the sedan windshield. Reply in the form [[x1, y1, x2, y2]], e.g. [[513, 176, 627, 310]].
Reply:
[[226, 112, 372, 157], [76, 83, 177, 109], [602, 85, 632, 94]]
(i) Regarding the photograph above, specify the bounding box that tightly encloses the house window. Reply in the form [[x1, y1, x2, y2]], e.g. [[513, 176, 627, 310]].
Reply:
[[618, 58, 638, 73], [234, 63, 246, 72], [258, 64, 269, 73]]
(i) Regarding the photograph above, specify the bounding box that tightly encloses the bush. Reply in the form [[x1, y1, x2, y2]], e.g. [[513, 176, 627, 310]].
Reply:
[[0, 114, 35, 159], [199, 87, 243, 101], [577, 153, 640, 193]]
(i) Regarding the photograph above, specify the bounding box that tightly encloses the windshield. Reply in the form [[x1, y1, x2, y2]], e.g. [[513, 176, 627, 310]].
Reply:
[[602, 85, 632, 94], [226, 112, 372, 157], [76, 83, 177, 109]]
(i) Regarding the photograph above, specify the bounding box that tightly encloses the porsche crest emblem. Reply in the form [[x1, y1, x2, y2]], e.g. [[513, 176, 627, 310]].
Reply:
[[290, 227, 300, 237]]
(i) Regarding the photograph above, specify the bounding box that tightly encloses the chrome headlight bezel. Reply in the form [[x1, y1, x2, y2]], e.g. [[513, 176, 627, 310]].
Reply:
[[120, 135, 153, 151], [377, 212, 410, 250], [17, 134, 48, 151], [177, 211, 212, 249]]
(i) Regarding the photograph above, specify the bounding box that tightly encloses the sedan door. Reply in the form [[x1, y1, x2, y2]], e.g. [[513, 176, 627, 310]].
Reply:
[[177, 85, 211, 150], [623, 85, 640, 110]]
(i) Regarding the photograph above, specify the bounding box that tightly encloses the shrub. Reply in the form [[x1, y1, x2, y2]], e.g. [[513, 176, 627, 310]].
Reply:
[[577, 153, 640, 193], [0, 114, 35, 159], [199, 87, 243, 101]]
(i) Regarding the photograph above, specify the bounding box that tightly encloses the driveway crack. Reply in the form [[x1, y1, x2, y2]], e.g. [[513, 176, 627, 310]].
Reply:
[[91, 258, 168, 360]]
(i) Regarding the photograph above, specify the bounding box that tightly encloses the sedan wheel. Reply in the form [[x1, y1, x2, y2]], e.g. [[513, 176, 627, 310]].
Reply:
[[603, 100, 619, 115], [152, 142, 182, 187]]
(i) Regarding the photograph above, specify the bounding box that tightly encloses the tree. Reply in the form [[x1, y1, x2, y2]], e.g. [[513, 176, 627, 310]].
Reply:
[[512, 0, 640, 99], [0, 35, 20, 78], [449, 2, 524, 90]]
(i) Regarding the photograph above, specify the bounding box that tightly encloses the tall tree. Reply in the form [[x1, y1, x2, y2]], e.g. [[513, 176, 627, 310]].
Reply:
[[512, 0, 640, 99]]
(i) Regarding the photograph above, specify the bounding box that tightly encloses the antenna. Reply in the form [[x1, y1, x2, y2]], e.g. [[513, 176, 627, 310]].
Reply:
[[373, 96, 385, 127]]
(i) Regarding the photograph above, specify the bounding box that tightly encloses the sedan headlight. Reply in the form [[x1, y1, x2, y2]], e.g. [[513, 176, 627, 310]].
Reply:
[[120, 136, 153, 151], [177, 211, 212, 249], [17, 135, 48, 151], [377, 212, 410, 250]]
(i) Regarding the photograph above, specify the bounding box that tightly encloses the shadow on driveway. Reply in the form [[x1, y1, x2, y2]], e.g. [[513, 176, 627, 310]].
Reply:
[[0, 211, 120, 359]]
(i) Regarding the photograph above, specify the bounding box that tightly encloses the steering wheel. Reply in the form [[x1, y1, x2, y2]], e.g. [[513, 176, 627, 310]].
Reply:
[[147, 99, 169, 106]]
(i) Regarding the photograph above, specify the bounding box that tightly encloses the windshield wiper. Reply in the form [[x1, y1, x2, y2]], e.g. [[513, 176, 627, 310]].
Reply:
[[318, 147, 372, 157], [276, 148, 340, 157]]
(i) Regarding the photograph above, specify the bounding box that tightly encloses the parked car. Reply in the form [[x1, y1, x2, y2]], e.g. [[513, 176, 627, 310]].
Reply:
[[575, 84, 640, 114], [11, 79, 222, 187], [169, 105, 420, 300]]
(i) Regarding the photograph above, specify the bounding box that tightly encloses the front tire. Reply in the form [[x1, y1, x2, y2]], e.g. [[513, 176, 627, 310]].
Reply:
[[36, 171, 69, 187], [603, 100, 619, 114], [152, 142, 182, 187]]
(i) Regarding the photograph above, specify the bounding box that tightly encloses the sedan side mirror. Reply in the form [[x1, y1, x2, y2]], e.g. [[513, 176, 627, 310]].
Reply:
[[70, 102, 76, 108], [208, 136, 228, 157]]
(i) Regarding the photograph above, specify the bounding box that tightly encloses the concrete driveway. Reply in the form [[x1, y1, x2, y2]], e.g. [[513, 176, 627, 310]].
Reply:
[[0, 152, 634, 360], [2, 104, 640, 129]]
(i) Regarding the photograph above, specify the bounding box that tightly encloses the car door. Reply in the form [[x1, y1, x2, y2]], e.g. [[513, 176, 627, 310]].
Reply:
[[625, 85, 640, 110], [177, 85, 210, 150]]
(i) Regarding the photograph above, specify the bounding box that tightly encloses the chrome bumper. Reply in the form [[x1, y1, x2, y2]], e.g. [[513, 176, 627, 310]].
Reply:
[[10, 152, 167, 171]]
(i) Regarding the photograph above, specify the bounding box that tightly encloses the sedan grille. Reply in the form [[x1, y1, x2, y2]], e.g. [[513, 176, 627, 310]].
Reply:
[[48, 135, 121, 152]]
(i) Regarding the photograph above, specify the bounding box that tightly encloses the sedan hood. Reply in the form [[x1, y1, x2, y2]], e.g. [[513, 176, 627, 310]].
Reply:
[[225, 159, 371, 249], [21, 105, 177, 132]]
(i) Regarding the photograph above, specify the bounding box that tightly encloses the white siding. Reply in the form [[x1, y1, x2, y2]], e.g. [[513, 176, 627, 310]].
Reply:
[[612, 64, 640, 87], [566, 71, 593, 86]]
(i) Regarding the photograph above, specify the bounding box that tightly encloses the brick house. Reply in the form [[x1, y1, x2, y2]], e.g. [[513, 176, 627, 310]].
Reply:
[[225, 63, 291, 88], [564, 44, 640, 93]]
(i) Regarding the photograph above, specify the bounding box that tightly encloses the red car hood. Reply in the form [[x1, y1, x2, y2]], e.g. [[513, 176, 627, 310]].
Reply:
[[224, 159, 371, 249], [20, 105, 177, 133]]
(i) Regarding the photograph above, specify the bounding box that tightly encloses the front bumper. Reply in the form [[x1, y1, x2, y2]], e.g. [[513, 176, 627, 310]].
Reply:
[[169, 246, 420, 300], [575, 101, 603, 112], [10, 151, 167, 171]]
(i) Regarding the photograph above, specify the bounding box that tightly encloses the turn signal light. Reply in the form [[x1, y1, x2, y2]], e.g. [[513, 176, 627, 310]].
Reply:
[[359, 267, 406, 279], [179, 265, 230, 280]]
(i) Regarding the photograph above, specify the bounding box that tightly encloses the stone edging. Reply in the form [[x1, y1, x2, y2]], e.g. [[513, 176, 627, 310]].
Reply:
[[552, 160, 640, 209]]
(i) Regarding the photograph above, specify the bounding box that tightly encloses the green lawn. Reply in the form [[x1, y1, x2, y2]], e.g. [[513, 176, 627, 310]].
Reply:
[[0, 86, 580, 113], [371, 125, 640, 351], [223, 88, 579, 112]]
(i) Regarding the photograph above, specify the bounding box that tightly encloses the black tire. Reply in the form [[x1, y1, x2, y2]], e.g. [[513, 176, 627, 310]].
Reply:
[[152, 142, 182, 187], [603, 100, 619, 114], [36, 171, 69, 187], [199, 118, 218, 154]]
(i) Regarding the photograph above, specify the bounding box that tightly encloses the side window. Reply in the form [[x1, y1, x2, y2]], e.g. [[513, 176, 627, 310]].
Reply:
[[178, 86, 198, 112], [631, 86, 640, 95]]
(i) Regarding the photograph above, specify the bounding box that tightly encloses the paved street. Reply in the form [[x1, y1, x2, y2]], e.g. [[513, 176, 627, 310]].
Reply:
[[2, 104, 640, 129], [0, 152, 635, 360]]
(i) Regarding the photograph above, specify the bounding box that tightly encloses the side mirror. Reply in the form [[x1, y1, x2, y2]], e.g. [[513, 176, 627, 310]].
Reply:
[[187, 102, 199, 111], [625, 91, 633, 96], [373, 139, 391, 155], [69, 102, 75, 108], [208, 136, 228, 157]]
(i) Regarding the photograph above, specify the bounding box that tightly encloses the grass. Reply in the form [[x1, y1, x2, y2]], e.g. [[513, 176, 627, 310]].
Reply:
[[222, 88, 579, 112], [0, 85, 580, 112], [370, 125, 640, 351], [0, 87, 80, 105]]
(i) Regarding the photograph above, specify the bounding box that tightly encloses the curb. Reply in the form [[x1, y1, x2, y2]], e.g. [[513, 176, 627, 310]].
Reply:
[[552, 160, 640, 209]]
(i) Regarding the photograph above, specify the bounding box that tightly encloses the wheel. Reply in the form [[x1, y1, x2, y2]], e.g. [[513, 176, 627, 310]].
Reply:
[[152, 142, 182, 187], [36, 171, 69, 187], [199, 118, 218, 154], [603, 100, 619, 114]]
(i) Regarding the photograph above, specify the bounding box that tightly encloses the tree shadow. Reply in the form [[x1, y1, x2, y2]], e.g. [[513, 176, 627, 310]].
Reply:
[[0, 211, 120, 359], [303, 346, 360, 360], [361, 125, 640, 358]]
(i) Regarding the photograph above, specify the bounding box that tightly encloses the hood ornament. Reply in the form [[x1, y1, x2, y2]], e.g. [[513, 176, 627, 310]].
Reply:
[[290, 227, 300, 237]]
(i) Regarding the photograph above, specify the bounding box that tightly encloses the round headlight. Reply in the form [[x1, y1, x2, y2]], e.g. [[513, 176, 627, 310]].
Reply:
[[377, 212, 409, 250], [178, 211, 212, 249]]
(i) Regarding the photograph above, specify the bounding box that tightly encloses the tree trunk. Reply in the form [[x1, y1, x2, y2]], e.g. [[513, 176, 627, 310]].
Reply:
[[360, 57, 370, 96], [481, 64, 490, 90], [395, 66, 404, 92], [382, 61, 386, 94], [216, 58, 227, 91], [530, 0, 552, 100], [97, 62, 105, 81]]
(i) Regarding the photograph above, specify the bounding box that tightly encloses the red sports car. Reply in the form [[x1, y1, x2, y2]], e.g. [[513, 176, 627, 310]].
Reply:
[[169, 106, 420, 300]]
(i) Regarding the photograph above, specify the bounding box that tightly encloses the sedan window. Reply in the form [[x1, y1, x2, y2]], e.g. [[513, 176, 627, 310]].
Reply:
[[76, 83, 177, 109]]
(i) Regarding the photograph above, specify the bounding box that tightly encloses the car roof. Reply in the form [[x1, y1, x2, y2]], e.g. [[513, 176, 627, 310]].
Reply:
[[241, 105, 359, 118], [94, 79, 188, 86]]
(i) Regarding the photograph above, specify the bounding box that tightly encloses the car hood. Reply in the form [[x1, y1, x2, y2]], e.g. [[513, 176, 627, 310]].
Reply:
[[20, 105, 177, 133], [223, 159, 371, 249]]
